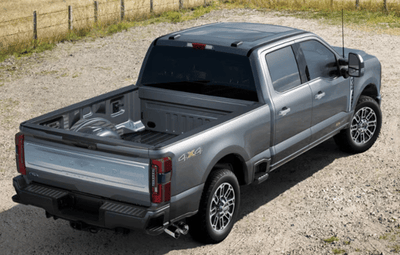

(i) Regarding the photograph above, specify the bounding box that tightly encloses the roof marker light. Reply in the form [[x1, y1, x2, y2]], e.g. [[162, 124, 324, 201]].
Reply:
[[231, 41, 243, 47], [169, 34, 181, 40]]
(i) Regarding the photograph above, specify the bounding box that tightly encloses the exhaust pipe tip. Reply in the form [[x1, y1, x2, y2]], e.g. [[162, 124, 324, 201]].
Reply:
[[164, 226, 181, 239], [164, 222, 189, 239], [176, 222, 189, 235]]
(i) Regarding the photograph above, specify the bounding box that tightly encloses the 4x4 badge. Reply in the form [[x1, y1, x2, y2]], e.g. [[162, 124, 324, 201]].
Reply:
[[179, 147, 202, 162]]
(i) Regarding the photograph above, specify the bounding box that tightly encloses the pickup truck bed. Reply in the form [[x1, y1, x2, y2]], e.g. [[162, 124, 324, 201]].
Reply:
[[26, 86, 255, 150], [17, 84, 258, 209]]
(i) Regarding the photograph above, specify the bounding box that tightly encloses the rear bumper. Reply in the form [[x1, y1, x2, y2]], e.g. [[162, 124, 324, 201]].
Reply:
[[12, 175, 169, 235]]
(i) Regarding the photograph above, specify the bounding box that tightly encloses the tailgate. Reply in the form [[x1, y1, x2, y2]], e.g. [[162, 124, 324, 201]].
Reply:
[[24, 136, 151, 207]]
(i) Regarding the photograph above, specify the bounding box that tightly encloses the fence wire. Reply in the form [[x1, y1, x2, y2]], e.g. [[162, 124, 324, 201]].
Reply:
[[1, 0, 399, 45], [2, 30, 32, 38], [41, 9, 67, 16], [0, 15, 31, 25], [38, 23, 69, 30]]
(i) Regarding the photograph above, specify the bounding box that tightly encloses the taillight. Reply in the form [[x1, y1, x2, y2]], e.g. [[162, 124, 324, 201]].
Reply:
[[15, 133, 26, 175], [151, 157, 172, 203]]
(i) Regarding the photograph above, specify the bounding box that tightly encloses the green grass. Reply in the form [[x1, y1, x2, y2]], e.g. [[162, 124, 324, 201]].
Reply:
[[230, 0, 400, 14], [324, 236, 339, 243], [229, 0, 400, 34], [332, 248, 346, 254], [293, 9, 400, 29], [379, 232, 397, 242], [0, 40, 56, 63]]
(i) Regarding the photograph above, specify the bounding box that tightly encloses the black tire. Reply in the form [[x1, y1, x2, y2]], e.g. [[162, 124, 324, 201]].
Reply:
[[334, 95, 382, 153], [187, 169, 240, 244]]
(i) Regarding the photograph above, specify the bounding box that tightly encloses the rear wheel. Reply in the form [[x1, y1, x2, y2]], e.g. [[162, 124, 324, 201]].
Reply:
[[188, 169, 240, 243], [334, 95, 382, 153]]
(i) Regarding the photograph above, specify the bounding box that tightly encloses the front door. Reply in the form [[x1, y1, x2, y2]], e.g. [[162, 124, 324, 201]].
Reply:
[[297, 40, 350, 142]]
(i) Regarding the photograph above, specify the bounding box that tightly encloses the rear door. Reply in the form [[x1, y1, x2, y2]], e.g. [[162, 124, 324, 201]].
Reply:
[[263, 45, 313, 165], [296, 39, 350, 143]]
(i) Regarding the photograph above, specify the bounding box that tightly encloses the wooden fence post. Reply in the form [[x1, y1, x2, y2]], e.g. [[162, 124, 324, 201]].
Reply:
[[33, 11, 38, 40], [179, 0, 183, 9], [94, 1, 98, 23], [331, 0, 333, 8], [355, 0, 359, 10], [150, 0, 153, 12], [121, 0, 125, 21], [383, 0, 388, 13], [68, 5, 73, 30]]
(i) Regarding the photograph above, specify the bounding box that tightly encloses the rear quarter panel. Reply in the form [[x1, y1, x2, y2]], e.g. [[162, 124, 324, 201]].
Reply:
[[150, 103, 271, 196]]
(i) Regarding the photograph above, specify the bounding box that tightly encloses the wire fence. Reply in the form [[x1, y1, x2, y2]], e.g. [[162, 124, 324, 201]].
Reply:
[[0, 0, 192, 49], [0, 0, 398, 49]]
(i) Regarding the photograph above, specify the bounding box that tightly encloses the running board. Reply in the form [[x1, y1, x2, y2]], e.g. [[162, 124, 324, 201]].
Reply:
[[253, 172, 269, 185]]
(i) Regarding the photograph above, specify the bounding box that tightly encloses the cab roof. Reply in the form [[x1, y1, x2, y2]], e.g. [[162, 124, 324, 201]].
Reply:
[[154, 22, 308, 56]]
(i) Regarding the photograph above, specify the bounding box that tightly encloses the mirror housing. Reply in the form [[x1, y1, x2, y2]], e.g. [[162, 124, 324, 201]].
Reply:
[[338, 58, 349, 78], [348, 52, 364, 77]]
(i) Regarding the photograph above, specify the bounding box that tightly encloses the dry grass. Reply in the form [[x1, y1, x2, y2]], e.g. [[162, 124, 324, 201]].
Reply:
[[0, 0, 151, 45], [228, 0, 400, 35], [0, 0, 213, 62], [0, 0, 399, 62], [0, 0, 190, 51], [230, 0, 400, 13]]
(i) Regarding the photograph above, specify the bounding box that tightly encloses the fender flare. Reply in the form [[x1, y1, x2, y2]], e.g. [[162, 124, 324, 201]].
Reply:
[[201, 145, 250, 184]]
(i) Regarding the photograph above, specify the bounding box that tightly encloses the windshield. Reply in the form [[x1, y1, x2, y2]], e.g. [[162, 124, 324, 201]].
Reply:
[[141, 46, 258, 102]]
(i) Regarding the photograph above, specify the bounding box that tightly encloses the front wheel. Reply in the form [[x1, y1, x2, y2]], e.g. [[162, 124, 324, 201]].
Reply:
[[334, 95, 382, 153], [188, 169, 240, 244]]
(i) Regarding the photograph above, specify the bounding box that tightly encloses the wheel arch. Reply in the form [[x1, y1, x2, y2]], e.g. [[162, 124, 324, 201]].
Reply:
[[354, 83, 380, 108], [202, 148, 250, 186], [213, 154, 247, 186]]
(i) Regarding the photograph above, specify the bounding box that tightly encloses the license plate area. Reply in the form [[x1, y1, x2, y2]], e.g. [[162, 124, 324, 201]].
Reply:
[[58, 194, 103, 221]]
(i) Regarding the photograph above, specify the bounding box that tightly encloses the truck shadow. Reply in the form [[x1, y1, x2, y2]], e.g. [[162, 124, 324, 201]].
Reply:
[[0, 139, 350, 254], [238, 138, 350, 221]]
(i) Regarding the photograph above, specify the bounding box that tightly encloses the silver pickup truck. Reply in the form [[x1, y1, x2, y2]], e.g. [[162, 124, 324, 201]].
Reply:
[[12, 22, 382, 243]]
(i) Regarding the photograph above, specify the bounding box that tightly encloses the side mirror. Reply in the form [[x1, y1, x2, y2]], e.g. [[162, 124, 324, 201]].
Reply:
[[348, 53, 364, 77]]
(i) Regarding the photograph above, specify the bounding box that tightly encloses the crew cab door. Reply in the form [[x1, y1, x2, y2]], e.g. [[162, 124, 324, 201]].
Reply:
[[295, 39, 350, 143], [263, 45, 313, 165]]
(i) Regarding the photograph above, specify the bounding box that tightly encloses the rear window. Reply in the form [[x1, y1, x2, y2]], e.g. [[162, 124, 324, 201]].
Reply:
[[265, 46, 302, 93], [141, 46, 258, 102]]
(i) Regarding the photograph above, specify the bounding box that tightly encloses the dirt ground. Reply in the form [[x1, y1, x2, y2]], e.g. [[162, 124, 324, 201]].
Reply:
[[0, 8, 399, 255]]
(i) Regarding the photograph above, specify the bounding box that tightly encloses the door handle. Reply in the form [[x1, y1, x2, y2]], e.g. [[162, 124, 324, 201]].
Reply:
[[315, 91, 326, 100], [279, 107, 291, 116]]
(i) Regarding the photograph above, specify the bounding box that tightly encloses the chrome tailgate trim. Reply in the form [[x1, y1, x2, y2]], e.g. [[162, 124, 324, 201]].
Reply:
[[24, 142, 149, 194]]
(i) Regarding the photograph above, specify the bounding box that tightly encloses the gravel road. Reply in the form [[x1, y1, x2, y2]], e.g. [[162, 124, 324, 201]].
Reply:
[[1, 8, 399, 255]]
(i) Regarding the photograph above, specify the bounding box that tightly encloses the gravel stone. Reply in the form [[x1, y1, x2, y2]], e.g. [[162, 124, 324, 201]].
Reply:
[[0, 8, 399, 255]]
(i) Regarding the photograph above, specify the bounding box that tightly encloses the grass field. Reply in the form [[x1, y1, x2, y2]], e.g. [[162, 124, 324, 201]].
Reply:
[[0, 0, 399, 62], [0, 0, 151, 41], [231, 0, 400, 12]]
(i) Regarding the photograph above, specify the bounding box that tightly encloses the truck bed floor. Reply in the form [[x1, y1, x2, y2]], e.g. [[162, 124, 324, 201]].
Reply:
[[122, 130, 178, 146]]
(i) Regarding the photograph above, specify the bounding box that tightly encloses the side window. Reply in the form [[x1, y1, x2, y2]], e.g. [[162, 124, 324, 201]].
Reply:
[[265, 46, 302, 93], [299, 40, 338, 80]]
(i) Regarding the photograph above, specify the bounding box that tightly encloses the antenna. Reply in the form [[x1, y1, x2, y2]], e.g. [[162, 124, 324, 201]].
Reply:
[[342, 9, 345, 58]]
